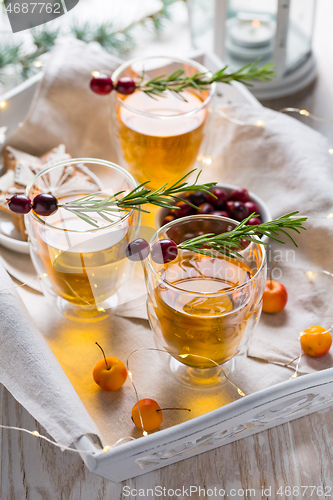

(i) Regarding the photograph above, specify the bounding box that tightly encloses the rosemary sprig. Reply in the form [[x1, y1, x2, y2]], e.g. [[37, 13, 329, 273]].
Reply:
[[178, 212, 308, 259], [138, 60, 275, 99], [60, 169, 217, 228]]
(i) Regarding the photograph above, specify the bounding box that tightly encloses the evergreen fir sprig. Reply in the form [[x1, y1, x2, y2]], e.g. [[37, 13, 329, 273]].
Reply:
[[60, 169, 217, 228], [0, 0, 176, 82], [139, 60, 275, 99], [178, 212, 307, 259]]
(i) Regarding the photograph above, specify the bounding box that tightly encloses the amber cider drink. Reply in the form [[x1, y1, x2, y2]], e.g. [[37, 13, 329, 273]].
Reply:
[[154, 252, 255, 369], [35, 196, 134, 307], [115, 90, 207, 188]]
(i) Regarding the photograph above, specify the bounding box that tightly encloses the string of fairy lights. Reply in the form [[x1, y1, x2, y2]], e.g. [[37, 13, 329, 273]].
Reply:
[[0, 272, 246, 454], [1, 264, 332, 454], [193, 106, 333, 167], [214, 106, 333, 156], [0, 95, 333, 457]]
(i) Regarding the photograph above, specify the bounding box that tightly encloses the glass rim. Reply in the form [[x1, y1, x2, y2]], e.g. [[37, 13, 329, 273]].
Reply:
[[111, 55, 216, 120], [147, 214, 266, 296], [25, 158, 138, 233]]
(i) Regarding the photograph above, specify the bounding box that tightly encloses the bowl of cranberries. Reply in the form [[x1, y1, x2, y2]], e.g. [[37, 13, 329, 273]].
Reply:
[[157, 184, 271, 232]]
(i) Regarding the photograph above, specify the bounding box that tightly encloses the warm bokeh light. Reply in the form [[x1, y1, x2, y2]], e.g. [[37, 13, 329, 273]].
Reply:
[[252, 19, 261, 28]]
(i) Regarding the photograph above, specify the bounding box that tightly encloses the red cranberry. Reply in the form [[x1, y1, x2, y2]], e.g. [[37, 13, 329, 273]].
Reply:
[[172, 201, 195, 218], [211, 210, 229, 217], [208, 188, 228, 209], [32, 194, 58, 216], [151, 239, 178, 264], [230, 188, 250, 203], [226, 201, 249, 221], [115, 77, 136, 95], [246, 217, 262, 226], [125, 238, 150, 261], [244, 201, 260, 216], [197, 203, 214, 214], [90, 74, 113, 95], [188, 191, 208, 206], [7, 194, 32, 214], [161, 215, 176, 226]]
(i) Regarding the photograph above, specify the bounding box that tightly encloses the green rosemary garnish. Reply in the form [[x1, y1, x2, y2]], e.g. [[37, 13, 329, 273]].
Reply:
[[60, 169, 217, 228], [178, 212, 307, 259], [138, 60, 275, 99]]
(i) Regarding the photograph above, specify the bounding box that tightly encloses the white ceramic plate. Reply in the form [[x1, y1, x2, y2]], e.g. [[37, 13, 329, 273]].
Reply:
[[0, 212, 30, 254]]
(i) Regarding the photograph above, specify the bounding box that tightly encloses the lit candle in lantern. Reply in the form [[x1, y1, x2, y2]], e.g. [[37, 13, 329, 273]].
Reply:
[[229, 19, 275, 49]]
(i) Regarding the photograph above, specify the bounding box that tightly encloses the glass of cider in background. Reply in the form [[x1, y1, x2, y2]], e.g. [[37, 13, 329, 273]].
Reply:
[[25, 158, 139, 322], [111, 56, 215, 190], [146, 215, 266, 386]]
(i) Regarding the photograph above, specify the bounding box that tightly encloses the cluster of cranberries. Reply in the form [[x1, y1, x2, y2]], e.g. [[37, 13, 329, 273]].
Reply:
[[161, 187, 261, 227], [126, 238, 178, 265], [90, 74, 136, 96], [7, 193, 58, 216]]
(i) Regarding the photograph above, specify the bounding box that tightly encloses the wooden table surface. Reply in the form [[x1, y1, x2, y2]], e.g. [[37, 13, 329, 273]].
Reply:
[[2, 1, 333, 498], [2, 383, 333, 499]]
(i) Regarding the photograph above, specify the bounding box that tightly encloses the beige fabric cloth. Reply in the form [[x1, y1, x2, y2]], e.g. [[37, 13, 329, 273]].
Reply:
[[1, 39, 333, 446], [200, 106, 333, 375], [9, 39, 122, 160]]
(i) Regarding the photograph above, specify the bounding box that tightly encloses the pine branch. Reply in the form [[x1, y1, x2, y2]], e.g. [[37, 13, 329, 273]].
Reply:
[[146, 0, 178, 33], [0, 0, 177, 83], [0, 42, 22, 83], [31, 27, 60, 51]]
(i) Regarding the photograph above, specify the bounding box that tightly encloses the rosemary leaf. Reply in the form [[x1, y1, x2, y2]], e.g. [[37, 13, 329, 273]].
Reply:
[[138, 60, 275, 98], [60, 169, 217, 227], [178, 212, 307, 259]]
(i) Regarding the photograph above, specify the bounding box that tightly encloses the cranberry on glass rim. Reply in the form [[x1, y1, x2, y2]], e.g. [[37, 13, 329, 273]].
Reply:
[[151, 239, 178, 264], [7, 194, 32, 214], [32, 194, 58, 216], [90, 74, 114, 95], [115, 77, 136, 95], [125, 238, 150, 262]]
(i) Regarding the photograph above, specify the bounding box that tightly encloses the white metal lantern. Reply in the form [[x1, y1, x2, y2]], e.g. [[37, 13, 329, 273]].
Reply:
[[188, 0, 317, 99]]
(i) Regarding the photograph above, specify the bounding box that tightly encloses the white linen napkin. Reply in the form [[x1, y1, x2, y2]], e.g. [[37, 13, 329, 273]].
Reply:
[[0, 262, 100, 446]]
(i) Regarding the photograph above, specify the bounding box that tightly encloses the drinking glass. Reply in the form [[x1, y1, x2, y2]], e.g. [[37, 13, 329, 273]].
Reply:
[[145, 215, 266, 386], [111, 55, 216, 190], [25, 158, 139, 322]]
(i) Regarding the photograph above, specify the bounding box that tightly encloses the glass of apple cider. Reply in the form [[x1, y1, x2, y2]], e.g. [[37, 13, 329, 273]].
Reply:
[[25, 158, 139, 322], [145, 215, 266, 386], [111, 56, 215, 190]]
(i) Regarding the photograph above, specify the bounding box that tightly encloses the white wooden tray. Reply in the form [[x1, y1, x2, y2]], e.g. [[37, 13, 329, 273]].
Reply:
[[2, 51, 333, 483]]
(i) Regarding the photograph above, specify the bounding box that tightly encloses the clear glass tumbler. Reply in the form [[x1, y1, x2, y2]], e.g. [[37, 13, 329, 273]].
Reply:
[[145, 215, 266, 386], [25, 158, 139, 322], [111, 55, 216, 189]]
